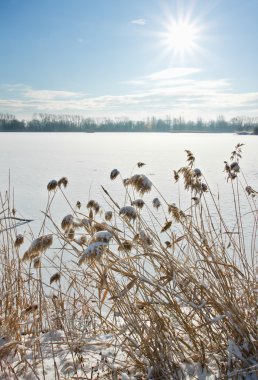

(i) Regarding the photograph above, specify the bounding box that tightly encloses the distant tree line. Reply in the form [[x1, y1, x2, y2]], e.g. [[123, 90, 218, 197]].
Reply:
[[0, 113, 258, 133]]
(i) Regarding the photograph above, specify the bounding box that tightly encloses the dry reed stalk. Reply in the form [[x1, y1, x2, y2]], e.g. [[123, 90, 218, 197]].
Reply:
[[0, 144, 257, 379]]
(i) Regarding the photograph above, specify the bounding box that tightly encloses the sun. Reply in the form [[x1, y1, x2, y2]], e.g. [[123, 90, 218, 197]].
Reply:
[[167, 20, 199, 54], [157, 11, 203, 60]]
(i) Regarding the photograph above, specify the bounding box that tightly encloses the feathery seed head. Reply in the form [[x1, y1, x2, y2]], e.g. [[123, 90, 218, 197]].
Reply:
[[58, 177, 68, 188], [230, 162, 240, 173], [105, 211, 113, 221], [153, 198, 161, 210], [91, 230, 112, 243], [67, 228, 75, 240], [47, 179, 58, 191], [118, 240, 133, 252], [123, 178, 130, 186], [137, 229, 153, 246], [87, 200, 100, 214], [246, 186, 257, 196], [192, 196, 199, 204], [168, 204, 186, 222], [194, 168, 202, 177], [131, 199, 145, 209], [81, 218, 92, 228], [78, 242, 107, 265], [128, 174, 152, 195], [161, 221, 172, 233], [110, 169, 120, 180], [93, 222, 110, 232], [22, 234, 53, 261], [76, 235, 87, 245], [178, 167, 206, 193], [173, 170, 180, 182], [50, 272, 61, 284], [33, 258, 41, 268], [14, 234, 24, 248], [119, 206, 137, 221], [61, 214, 74, 231], [185, 150, 195, 167]]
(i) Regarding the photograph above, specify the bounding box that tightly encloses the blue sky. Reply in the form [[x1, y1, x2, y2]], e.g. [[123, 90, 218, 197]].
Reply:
[[0, 0, 258, 120]]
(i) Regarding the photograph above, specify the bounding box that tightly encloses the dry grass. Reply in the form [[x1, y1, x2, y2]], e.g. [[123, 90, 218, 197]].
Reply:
[[0, 145, 257, 379]]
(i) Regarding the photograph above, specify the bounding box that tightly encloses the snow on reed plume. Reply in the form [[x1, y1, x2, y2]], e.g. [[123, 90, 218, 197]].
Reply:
[[1, 144, 257, 379], [119, 206, 137, 221], [47, 179, 58, 191], [128, 174, 152, 195], [131, 199, 145, 209], [22, 234, 53, 261], [78, 242, 108, 265], [91, 230, 112, 243]]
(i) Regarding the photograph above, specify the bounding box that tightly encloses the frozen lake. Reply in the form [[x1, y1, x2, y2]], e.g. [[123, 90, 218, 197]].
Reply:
[[0, 132, 257, 237]]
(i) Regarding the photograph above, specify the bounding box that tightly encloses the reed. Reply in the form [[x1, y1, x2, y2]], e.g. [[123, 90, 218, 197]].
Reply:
[[0, 145, 257, 379]]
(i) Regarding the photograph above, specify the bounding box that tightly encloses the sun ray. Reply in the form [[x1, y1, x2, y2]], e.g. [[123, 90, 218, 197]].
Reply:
[[153, 5, 208, 64]]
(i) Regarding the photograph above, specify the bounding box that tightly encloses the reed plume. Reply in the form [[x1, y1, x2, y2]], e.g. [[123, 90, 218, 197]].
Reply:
[[50, 272, 61, 284], [87, 200, 100, 214], [14, 234, 24, 247], [131, 199, 145, 209], [58, 177, 68, 188], [128, 174, 152, 195], [105, 211, 113, 221], [119, 206, 137, 221], [47, 179, 58, 191], [22, 234, 53, 261], [110, 169, 119, 180]]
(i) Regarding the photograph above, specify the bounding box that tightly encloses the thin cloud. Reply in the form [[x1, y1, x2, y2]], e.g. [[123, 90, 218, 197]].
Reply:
[[131, 18, 146, 26], [24, 89, 85, 100], [146, 67, 201, 81], [1, 75, 258, 120], [122, 67, 201, 86]]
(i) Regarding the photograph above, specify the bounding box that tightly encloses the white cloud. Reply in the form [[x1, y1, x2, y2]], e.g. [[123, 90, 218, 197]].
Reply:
[[24, 89, 85, 100], [146, 67, 201, 81], [122, 67, 202, 86], [131, 18, 146, 26], [0, 72, 258, 120]]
